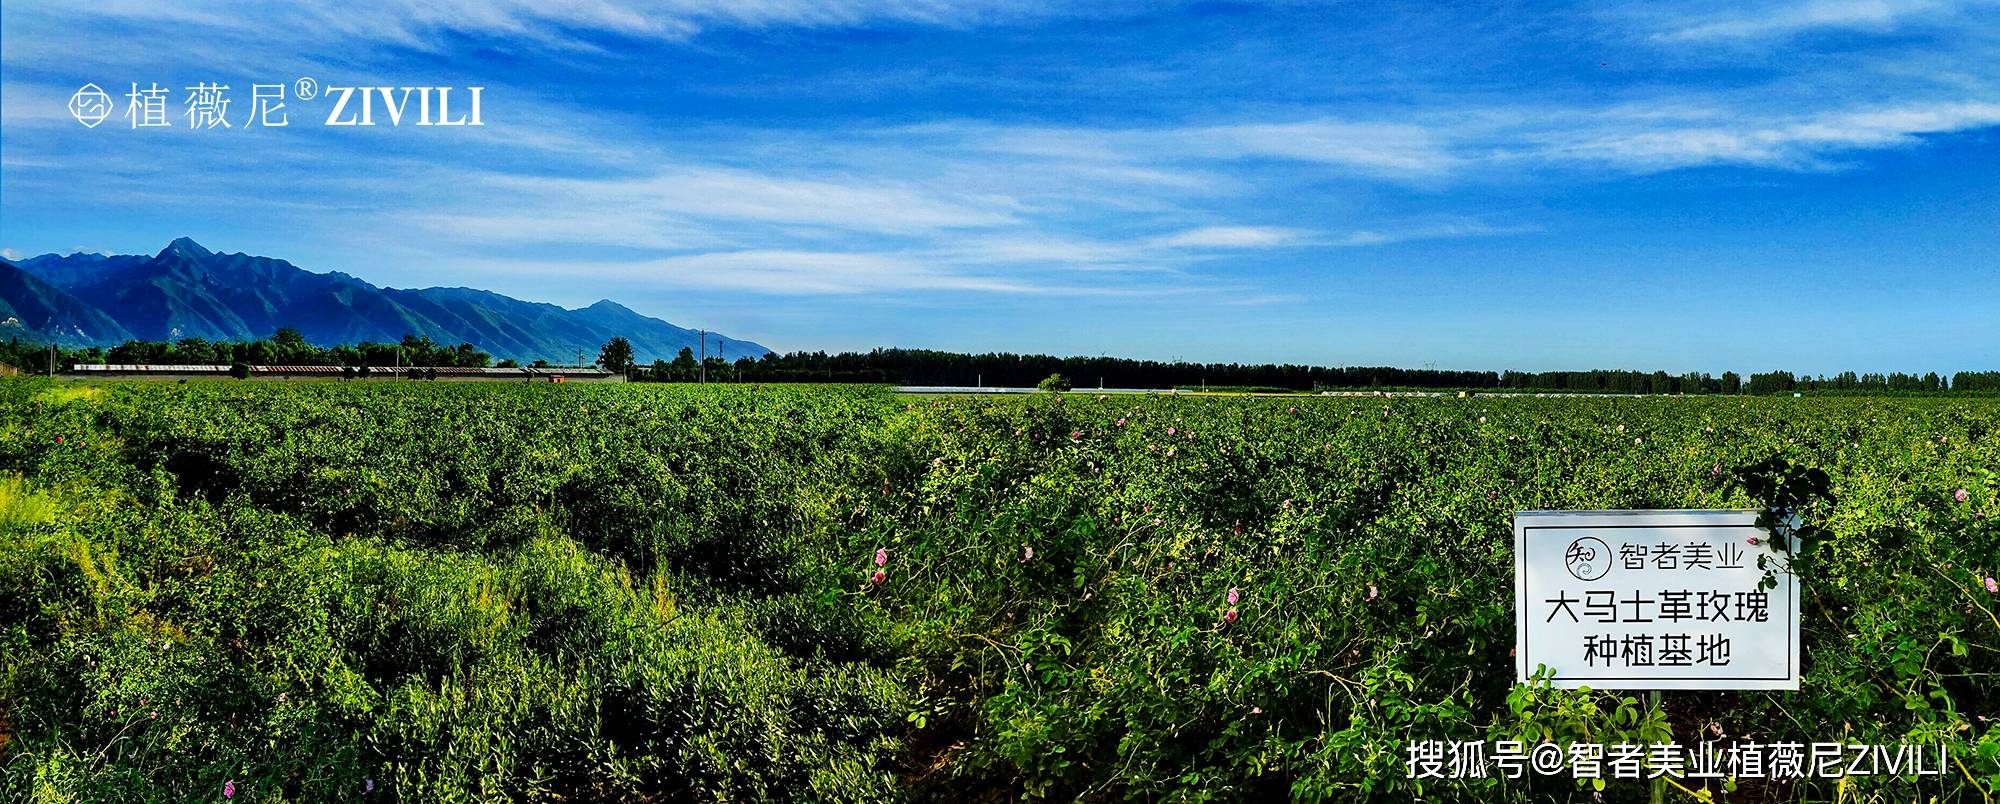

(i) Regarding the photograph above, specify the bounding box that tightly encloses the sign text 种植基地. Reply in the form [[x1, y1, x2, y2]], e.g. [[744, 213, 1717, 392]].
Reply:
[[1514, 510, 1800, 690]]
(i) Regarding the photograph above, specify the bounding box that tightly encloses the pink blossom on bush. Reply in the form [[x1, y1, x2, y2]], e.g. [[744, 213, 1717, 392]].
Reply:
[[1987, 577, 1998, 594], [875, 548, 888, 567], [224, 781, 236, 799], [1366, 584, 1378, 602], [870, 569, 886, 585], [1956, 488, 1971, 503], [1021, 544, 1034, 563], [1223, 608, 1238, 623], [1226, 587, 1240, 605]]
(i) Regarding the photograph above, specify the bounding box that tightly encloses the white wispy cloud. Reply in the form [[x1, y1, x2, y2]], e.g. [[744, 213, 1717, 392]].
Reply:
[[1327, 220, 1541, 247], [442, 166, 1021, 246], [476, 249, 1246, 297], [1518, 100, 2000, 171], [927, 235, 1151, 267], [1652, 0, 1979, 42], [10, 0, 1070, 53], [909, 119, 1457, 182], [616, 250, 1035, 295], [1183, 121, 1459, 178], [1151, 226, 1311, 249]]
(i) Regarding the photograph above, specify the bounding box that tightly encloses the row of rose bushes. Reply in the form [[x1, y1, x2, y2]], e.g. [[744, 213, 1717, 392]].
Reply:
[[2, 380, 1996, 801]]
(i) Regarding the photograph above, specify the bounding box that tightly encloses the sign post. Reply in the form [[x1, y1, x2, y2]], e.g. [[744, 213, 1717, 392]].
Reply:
[[1514, 509, 1800, 690]]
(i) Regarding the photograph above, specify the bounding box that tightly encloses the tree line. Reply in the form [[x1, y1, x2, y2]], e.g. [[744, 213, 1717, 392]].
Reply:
[[4, 330, 503, 371], [613, 345, 2000, 394], [6, 335, 1995, 394]]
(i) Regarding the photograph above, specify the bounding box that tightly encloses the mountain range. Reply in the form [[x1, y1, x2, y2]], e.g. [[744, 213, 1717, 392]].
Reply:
[[0, 238, 769, 363]]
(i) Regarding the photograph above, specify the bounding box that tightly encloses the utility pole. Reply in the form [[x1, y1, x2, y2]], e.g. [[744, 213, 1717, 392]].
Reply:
[[699, 330, 707, 384], [48, 344, 58, 376]]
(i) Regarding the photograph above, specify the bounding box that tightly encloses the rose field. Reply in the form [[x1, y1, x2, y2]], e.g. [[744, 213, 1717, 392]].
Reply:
[[1, 380, 1996, 802]]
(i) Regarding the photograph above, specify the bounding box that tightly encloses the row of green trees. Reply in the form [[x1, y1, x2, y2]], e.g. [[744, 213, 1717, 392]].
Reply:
[[8, 333, 1996, 393], [5, 332, 500, 371], [616, 346, 1999, 394], [1744, 370, 1993, 393]]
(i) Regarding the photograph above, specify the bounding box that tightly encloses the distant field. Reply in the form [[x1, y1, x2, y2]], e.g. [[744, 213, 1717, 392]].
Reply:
[[2, 380, 1995, 802]]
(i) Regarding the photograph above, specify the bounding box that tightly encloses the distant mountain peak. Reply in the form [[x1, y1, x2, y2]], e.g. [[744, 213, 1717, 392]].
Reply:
[[162, 237, 214, 261]]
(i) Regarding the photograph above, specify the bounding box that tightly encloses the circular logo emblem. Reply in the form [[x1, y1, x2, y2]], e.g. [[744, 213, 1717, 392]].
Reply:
[[1564, 536, 1611, 581], [69, 83, 112, 128]]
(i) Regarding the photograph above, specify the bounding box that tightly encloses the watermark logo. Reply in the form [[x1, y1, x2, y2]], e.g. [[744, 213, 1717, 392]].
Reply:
[[67, 78, 483, 129], [68, 83, 113, 128]]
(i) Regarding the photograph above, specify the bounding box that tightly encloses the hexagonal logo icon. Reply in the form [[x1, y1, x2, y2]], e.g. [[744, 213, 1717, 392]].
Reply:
[[69, 83, 113, 128]]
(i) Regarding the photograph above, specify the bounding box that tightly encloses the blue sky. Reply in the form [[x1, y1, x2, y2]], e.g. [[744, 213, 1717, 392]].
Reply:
[[1, 0, 1995, 373]]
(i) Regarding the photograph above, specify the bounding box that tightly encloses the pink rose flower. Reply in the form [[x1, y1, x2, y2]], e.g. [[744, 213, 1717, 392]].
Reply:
[[1223, 608, 1238, 624], [224, 781, 236, 799], [1226, 587, 1240, 606], [870, 570, 886, 585], [874, 548, 888, 567], [1956, 488, 1971, 503]]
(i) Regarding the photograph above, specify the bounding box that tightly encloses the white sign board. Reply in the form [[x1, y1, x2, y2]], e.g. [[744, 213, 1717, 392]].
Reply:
[[1515, 510, 1799, 690]]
